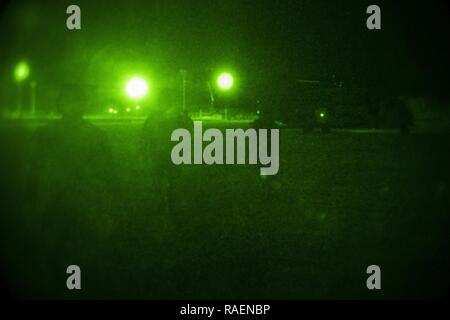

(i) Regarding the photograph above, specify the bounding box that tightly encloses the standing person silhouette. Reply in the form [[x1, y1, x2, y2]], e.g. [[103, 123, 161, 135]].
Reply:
[[23, 84, 116, 298], [140, 106, 193, 215], [138, 106, 194, 296]]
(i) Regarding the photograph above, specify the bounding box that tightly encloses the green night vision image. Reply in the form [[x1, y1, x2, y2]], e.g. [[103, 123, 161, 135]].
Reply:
[[0, 0, 450, 301]]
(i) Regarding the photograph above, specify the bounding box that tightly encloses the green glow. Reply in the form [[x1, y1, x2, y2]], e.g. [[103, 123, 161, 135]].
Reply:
[[108, 108, 114, 113], [14, 62, 30, 81], [217, 72, 234, 90], [135, 105, 141, 110], [126, 108, 131, 112], [320, 112, 325, 118], [126, 77, 149, 99]]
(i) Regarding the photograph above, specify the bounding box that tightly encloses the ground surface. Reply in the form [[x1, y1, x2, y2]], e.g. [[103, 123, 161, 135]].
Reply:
[[0, 119, 449, 299]]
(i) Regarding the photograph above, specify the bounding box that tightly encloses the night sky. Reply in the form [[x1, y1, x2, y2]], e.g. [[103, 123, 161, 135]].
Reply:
[[1, 0, 449, 103]]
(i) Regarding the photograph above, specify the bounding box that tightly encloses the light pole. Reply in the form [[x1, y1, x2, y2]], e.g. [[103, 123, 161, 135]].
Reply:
[[180, 69, 187, 114], [207, 81, 215, 118], [18, 82, 23, 116], [30, 81, 37, 115], [216, 72, 234, 120], [14, 61, 30, 117]]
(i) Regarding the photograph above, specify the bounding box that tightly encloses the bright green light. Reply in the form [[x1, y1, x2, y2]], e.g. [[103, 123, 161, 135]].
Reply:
[[14, 62, 30, 82], [113, 110, 118, 114], [217, 72, 234, 90], [108, 108, 114, 113], [126, 108, 131, 112], [320, 112, 325, 118], [126, 77, 148, 99], [135, 105, 141, 110]]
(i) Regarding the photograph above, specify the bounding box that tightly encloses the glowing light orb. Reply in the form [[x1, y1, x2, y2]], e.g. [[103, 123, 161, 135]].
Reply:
[[126, 77, 148, 99], [14, 62, 30, 81], [217, 73, 234, 91]]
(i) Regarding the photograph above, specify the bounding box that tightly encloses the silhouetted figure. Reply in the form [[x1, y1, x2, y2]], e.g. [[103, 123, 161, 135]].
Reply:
[[396, 96, 413, 134], [251, 105, 279, 129], [23, 84, 116, 298], [140, 107, 192, 216]]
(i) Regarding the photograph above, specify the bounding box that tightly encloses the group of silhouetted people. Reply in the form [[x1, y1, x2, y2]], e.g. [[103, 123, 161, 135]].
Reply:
[[19, 84, 192, 298]]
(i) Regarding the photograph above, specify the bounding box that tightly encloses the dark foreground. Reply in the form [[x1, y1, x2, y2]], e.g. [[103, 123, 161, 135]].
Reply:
[[0, 121, 449, 299]]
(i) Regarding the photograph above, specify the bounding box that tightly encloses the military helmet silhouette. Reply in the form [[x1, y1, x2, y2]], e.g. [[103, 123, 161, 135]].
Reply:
[[57, 84, 87, 118]]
